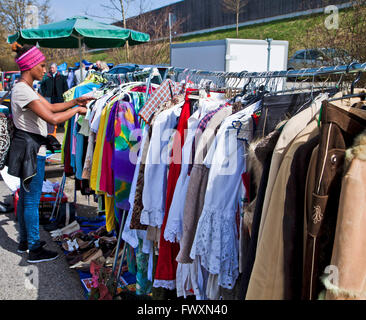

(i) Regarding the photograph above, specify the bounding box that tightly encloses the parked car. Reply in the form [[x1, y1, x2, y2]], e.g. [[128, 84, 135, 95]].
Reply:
[[287, 48, 355, 70], [107, 63, 139, 75], [3, 71, 20, 91]]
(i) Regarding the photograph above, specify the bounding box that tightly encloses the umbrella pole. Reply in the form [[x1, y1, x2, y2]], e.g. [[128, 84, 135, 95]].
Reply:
[[78, 37, 83, 82]]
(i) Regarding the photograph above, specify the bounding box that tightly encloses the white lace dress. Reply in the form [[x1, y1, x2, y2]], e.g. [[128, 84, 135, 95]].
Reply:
[[190, 101, 261, 290], [164, 98, 225, 243]]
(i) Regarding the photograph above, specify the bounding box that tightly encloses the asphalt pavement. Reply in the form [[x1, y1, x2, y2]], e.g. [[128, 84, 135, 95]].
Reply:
[[0, 170, 86, 301]]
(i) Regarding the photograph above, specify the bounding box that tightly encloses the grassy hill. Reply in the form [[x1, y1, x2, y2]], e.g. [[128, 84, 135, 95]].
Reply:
[[61, 7, 357, 67], [177, 13, 326, 56], [84, 14, 320, 65]]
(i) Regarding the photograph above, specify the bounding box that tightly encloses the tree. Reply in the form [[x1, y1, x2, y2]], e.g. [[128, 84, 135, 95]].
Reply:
[[85, 0, 143, 62], [110, 7, 185, 65], [298, 0, 366, 87], [0, 0, 53, 71], [221, 0, 249, 38], [85, 0, 185, 65], [0, 0, 51, 33], [103, 0, 132, 61]]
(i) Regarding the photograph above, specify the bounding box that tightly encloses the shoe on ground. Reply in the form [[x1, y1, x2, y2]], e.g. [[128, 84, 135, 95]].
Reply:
[[17, 240, 47, 253], [50, 221, 80, 238], [0, 202, 14, 213], [27, 247, 59, 263]]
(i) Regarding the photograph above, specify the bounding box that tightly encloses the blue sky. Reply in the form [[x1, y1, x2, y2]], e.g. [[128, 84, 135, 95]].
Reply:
[[48, 0, 181, 23]]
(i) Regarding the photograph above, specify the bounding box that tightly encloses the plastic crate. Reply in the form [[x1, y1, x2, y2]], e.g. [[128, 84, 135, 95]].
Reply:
[[13, 188, 68, 219]]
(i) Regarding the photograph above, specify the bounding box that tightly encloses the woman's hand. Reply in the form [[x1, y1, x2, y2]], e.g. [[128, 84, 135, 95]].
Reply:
[[77, 107, 88, 115], [75, 96, 96, 107]]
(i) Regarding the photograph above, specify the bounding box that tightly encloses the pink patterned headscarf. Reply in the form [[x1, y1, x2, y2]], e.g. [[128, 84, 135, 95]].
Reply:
[[15, 46, 46, 72]]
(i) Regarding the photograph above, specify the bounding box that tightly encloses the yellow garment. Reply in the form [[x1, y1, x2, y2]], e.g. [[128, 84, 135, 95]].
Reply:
[[90, 105, 108, 192], [63, 87, 76, 103], [95, 104, 113, 192], [105, 194, 116, 233], [90, 96, 118, 193]]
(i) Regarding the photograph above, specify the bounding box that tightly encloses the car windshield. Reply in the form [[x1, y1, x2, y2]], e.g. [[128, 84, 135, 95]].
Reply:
[[321, 48, 349, 58]]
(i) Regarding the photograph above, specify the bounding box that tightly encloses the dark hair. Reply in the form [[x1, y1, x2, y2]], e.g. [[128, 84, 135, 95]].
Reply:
[[11, 43, 34, 59]]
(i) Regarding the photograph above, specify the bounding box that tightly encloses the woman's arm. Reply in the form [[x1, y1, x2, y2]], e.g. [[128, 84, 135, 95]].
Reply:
[[28, 98, 88, 125], [37, 93, 76, 112], [37, 93, 94, 113]]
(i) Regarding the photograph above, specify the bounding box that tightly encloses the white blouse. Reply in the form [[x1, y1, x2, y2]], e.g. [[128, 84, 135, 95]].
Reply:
[[190, 101, 261, 290], [164, 98, 226, 243], [140, 103, 183, 228]]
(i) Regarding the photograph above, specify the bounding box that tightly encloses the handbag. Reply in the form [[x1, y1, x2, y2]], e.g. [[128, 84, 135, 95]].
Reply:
[[0, 90, 14, 171], [0, 114, 12, 171], [46, 134, 61, 153]]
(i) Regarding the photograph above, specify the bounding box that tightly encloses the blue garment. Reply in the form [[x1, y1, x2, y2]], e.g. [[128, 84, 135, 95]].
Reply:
[[75, 126, 85, 180], [69, 83, 101, 175], [17, 156, 46, 251], [69, 114, 75, 171]]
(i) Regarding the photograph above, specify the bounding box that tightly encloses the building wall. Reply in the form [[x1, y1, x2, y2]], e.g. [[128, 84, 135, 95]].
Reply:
[[121, 0, 350, 35]]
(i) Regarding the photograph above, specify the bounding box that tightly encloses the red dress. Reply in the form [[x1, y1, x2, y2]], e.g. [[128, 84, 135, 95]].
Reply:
[[153, 89, 195, 287]]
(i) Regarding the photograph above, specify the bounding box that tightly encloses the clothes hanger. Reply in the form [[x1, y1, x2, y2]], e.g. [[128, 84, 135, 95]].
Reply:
[[230, 73, 242, 99], [270, 75, 282, 95], [118, 81, 146, 92], [184, 70, 201, 99], [121, 92, 133, 103], [328, 62, 366, 102], [350, 71, 362, 94], [217, 72, 227, 91], [292, 72, 318, 116], [230, 76, 266, 135], [185, 69, 196, 89], [241, 75, 267, 103], [229, 76, 252, 103], [101, 82, 145, 106]]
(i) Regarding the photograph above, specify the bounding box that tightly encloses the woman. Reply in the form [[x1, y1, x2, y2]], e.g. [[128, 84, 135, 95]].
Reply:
[[7, 43, 95, 263]]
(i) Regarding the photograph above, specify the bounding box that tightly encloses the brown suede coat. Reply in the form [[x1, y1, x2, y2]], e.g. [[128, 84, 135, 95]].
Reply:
[[302, 102, 366, 300], [324, 129, 366, 300]]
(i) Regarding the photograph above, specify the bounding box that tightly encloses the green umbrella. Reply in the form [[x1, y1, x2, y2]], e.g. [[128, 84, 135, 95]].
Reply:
[[8, 16, 150, 79]]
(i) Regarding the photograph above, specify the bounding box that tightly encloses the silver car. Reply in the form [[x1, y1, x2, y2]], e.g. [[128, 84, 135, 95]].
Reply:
[[287, 48, 355, 70]]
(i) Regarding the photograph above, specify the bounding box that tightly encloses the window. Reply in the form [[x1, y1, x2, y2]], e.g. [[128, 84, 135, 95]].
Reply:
[[307, 50, 322, 60], [294, 51, 305, 60]]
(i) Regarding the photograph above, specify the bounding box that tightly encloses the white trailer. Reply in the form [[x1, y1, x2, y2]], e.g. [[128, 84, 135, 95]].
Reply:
[[170, 38, 289, 73]]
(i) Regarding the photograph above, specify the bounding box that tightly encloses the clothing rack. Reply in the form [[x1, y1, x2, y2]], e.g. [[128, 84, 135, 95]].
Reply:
[[88, 68, 162, 85], [58, 61, 366, 299], [88, 68, 162, 101], [62, 68, 163, 296], [168, 62, 366, 80], [51, 68, 160, 226]]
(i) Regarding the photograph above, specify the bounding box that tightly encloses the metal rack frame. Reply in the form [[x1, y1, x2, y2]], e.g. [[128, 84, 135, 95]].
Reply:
[[168, 62, 366, 80]]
